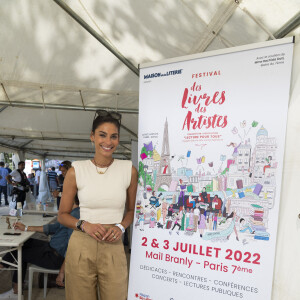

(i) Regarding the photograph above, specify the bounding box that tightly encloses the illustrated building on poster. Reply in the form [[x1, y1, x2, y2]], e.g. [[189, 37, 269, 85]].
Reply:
[[154, 119, 172, 191], [251, 126, 277, 184], [138, 114, 279, 233], [237, 143, 252, 172], [177, 167, 193, 177], [227, 163, 252, 189], [218, 175, 227, 191]]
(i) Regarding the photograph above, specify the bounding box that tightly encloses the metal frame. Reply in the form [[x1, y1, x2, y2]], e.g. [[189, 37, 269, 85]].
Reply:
[[0, 134, 134, 144], [0, 100, 138, 114], [273, 11, 300, 39], [53, 0, 139, 76]]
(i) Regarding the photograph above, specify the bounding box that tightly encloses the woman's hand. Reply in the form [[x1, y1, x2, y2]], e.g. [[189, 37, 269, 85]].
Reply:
[[13, 222, 25, 231], [102, 226, 122, 243], [82, 222, 107, 242], [56, 272, 65, 287]]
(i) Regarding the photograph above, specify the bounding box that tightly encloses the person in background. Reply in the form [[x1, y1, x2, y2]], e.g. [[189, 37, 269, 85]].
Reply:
[[5, 163, 12, 174], [28, 173, 35, 193], [5, 163, 13, 198], [58, 110, 137, 300], [0, 162, 9, 205], [6, 161, 29, 209], [52, 161, 72, 209], [34, 168, 41, 197], [0, 195, 80, 297], [47, 166, 58, 191]]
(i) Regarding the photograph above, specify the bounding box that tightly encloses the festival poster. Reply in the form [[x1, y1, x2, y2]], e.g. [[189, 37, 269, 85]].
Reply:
[[128, 39, 294, 300]]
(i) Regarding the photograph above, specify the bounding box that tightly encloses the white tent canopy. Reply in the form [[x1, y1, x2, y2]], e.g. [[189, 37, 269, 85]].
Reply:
[[0, 1, 300, 298], [0, 0, 299, 160]]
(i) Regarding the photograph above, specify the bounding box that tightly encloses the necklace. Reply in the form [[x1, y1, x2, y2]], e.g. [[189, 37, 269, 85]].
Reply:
[[92, 158, 114, 174]]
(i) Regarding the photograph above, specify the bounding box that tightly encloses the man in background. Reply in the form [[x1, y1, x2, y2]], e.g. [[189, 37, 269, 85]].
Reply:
[[47, 167, 58, 191], [5, 163, 13, 197], [6, 161, 29, 209], [35, 168, 41, 197], [0, 162, 9, 205]]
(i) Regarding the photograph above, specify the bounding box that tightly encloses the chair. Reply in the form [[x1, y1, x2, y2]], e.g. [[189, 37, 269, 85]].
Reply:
[[28, 265, 59, 300]]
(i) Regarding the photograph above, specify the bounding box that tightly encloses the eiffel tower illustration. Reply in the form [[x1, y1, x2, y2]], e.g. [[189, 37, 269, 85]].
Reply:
[[154, 118, 172, 190]]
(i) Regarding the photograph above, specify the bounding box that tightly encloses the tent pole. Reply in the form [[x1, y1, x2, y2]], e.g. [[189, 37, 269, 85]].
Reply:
[[273, 11, 300, 39], [23, 148, 130, 156], [0, 141, 42, 157], [53, 0, 139, 76], [0, 134, 134, 144], [120, 124, 138, 138], [0, 105, 8, 113], [0, 101, 138, 114]]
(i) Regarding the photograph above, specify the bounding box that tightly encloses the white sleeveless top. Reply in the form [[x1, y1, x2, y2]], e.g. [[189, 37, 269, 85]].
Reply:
[[72, 159, 132, 224]]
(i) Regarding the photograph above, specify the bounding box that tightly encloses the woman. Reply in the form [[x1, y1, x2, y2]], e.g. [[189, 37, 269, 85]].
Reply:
[[198, 209, 206, 237], [188, 208, 194, 231], [226, 211, 240, 241], [167, 204, 174, 218], [185, 207, 190, 229], [149, 210, 156, 228], [180, 206, 186, 231], [178, 179, 186, 207], [58, 110, 138, 300]]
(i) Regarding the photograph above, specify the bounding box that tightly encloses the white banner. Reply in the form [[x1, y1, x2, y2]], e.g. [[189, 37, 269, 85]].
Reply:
[[128, 38, 294, 300]]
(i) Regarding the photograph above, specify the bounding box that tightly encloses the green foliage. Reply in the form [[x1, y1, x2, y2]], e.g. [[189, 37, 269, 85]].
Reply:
[[138, 161, 145, 181], [146, 174, 154, 190], [206, 182, 213, 192], [141, 146, 153, 158], [138, 161, 154, 190], [221, 168, 229, 175]]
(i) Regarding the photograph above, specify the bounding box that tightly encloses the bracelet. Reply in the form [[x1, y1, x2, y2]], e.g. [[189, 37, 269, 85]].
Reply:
[[115, 223, 125, 234], [81, 221, 86, 232]]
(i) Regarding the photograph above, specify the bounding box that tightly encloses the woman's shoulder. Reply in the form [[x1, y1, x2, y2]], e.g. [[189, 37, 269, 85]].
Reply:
[[72, 160, 92, 171], [114, 159, 132, 168], [72, 160, 91, 167]]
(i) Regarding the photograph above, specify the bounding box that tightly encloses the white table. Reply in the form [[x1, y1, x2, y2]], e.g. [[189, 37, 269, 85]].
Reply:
[[23, 208, 58, 216], [0, 214, 56, 300], [23, 202, 58, 215]]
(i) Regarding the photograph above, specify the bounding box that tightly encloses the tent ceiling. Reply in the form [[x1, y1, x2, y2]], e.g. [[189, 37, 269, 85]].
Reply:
[[0, 0, 299, 160]]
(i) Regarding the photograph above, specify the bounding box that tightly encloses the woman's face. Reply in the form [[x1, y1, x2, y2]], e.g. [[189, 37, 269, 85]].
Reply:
[[60, 166, 68, 178], [91, 122, 119, 158]]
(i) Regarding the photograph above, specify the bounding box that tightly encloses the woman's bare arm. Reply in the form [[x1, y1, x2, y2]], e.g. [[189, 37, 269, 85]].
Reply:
[[121, 166, 138, 229], [103, 166, 138, 242]]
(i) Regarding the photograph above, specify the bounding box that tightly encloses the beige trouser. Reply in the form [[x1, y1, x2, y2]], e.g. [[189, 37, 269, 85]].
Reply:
[[65, 230, 128, 300]]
